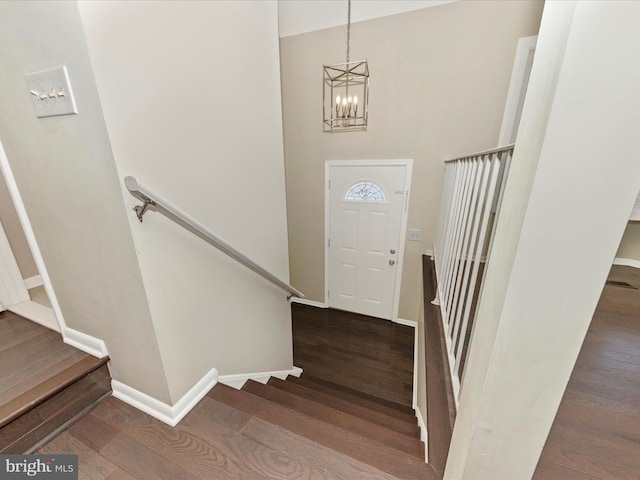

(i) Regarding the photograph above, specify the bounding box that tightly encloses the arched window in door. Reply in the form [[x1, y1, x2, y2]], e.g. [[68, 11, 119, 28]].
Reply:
[[344, 181, 387, 202]]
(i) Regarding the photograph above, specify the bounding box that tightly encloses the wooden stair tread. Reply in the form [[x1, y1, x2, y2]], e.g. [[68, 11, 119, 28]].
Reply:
[[0, 314, 112, 453], [288, 374, 418, 423], [0, 354, 109, 428], [298, 373, 416, 414], [267, 376, 421, 439], [1, 363, 112, 453], [243, 380, 423, 458], [208, 383, 436, 480]]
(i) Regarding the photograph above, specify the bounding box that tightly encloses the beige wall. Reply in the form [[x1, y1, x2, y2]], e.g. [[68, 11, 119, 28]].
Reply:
[[78, 0, 293, 403], [616, 221, 640, 262], [0, 1, 170, 402], [0, 178, 38, 279], [280, 0, 544, 321]]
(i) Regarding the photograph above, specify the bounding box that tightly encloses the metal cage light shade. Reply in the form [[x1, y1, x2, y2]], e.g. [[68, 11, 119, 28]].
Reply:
[[323, 0, 369, 133], [323, 60, 369, 132]]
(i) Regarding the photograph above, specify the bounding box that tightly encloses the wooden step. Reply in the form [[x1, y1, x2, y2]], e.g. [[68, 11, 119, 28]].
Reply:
[[0, 362, 111, 453], [0, 311, 111, 453], [243, 380, 423, 458], [267, 376, 421, 439], [208, 383, 437, 480], [298, 373, 416, 415], [288, 374, 418, 423]]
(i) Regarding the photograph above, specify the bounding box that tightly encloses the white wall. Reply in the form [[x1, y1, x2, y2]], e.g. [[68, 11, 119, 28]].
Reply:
[[278, 0, 457, 37], [445, 1, 640, 478], [0, 1, 170, 402], [78, 0, 293, 403]]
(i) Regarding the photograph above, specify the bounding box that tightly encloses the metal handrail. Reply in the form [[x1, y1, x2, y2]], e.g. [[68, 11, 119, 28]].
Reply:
[[124, 176, 304, 300]]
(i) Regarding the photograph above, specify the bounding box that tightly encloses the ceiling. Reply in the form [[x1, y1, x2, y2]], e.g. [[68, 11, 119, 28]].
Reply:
[[277, 0, 458, 37]]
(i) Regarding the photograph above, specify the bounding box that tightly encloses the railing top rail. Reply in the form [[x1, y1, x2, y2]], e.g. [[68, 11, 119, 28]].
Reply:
[[124, 176, 304, 300], [444, 143, 515, 163]]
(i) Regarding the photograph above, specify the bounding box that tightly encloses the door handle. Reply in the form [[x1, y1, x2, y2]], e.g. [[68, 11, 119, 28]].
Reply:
[[389, 260, 396, 266]]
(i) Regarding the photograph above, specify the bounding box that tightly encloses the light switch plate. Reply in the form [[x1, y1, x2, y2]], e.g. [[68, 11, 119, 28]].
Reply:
[[26, 66, 77, 118], [409, 229, 422, 241]]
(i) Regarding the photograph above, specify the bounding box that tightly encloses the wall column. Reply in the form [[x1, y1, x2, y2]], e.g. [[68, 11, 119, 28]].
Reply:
[[445, 1, 640, 478]]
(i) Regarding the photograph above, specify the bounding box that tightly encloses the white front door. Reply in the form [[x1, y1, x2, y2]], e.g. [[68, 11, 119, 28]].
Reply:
[[327, 161, 411, 320]]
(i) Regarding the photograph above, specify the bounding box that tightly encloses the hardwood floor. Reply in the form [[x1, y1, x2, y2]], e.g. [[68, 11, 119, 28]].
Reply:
[[291, 303, 415, 408], [33, 303, 428, 479], [534, 265, 640, 479], [39, 393, 426, 480]]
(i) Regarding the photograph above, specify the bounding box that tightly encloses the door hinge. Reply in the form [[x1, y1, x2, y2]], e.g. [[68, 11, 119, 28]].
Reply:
[[328, 179, 331, 189], [328, 238, 331, 248], [328, 290, 330, 298]]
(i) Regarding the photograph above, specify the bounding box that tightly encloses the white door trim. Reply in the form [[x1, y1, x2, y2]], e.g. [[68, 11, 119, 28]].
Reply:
[[324, 159, 413, 321]]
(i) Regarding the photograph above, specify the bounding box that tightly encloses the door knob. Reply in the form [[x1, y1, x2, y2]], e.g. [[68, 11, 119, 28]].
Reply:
[[390, 249, 396, 254], [389, 260, 396, 265]]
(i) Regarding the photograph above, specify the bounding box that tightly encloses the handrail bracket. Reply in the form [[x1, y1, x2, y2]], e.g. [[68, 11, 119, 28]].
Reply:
[[133, 196, 157, 223]]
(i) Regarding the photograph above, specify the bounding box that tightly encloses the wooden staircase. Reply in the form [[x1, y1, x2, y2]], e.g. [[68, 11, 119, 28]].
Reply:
[[208, 373, 440, 480], [0, 311, 111, 454]]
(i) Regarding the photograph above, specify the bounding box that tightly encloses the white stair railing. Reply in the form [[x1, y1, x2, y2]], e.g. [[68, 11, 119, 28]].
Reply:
[[433, 144, 514, 403]]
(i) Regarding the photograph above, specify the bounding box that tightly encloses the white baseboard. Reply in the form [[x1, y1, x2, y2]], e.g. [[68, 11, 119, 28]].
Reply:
[[219, 366, 303, 390], [24, 274, 43, 290], [63, 327, 108, 358], [290, 297, 328, 308], [112, 368, 219, 427], [9, 298, 109, 361], [8, 300, 59, 333], [613, 257, 640, 269], [394, 317, 417, 328], [415, 406, 429, 463]]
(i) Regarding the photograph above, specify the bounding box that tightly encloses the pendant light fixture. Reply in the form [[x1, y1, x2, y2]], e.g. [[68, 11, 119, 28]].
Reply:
[[323, 0, 369, 132]]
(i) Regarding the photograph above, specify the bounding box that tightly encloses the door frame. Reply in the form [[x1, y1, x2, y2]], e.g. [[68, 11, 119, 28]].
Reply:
[[324, 159, 413, 322], [0, 138, 63, 332]]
